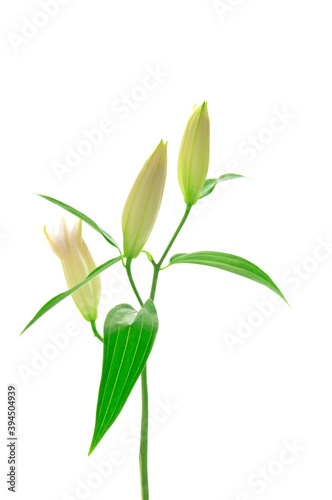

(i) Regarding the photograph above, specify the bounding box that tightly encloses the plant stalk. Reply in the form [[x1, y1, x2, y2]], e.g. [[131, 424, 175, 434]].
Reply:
[[90, 320, 103, 342], [150, 204, 191, 300], [139, 365, 149, 500], [126, 259, 149, 499], [126, 258, 144, 307], [125, 205, 192, 500]]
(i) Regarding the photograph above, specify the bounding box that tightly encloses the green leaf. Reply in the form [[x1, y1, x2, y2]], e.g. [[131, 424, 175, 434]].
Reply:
[[199, 174, 247, 199], [142, 250, 155, 264], [169, 251, 287, 303], [38, 194, 121, 251], [21, 257, 122, 334], [89, 299, 158, 455]]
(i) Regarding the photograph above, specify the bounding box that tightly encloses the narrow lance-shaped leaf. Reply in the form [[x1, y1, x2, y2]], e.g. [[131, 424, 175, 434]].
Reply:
[[168, 251, 288, 303], [199, 174, 247, 200], [89, 299, 158, 455], [38, 194, 121, 251], [21, 257, 122, 334]]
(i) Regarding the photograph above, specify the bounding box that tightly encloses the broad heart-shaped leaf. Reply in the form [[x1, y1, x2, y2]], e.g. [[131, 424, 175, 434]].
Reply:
[[169, 251, 288, 303], [199, 174, 247, 199], [89, 299, 158, 455], [21, 257, 122, 334], [38, 194, 121, 251]]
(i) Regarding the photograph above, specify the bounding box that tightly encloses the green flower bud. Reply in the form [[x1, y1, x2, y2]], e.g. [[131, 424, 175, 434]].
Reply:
[[177, 102, 210, 206], [44, 218, 101, 322], [122, 140, 167, 259]]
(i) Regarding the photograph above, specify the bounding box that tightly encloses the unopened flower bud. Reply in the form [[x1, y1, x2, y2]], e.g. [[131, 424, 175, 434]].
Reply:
[[178, 102, 210, 206], [44, 218, 101, 321], [122, 140, 167, 259]]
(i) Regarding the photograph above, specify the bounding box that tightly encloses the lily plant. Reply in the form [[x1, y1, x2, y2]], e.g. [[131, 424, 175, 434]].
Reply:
[[22, 102, 287, 500]]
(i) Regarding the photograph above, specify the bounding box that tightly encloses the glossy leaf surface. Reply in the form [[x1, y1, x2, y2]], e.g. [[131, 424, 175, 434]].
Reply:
[[89, 299, 158, 454], [169, 251, 287, 302]]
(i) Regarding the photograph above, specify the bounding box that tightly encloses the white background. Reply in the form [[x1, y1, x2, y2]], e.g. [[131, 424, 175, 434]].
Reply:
[[1, 0, 332, 499]]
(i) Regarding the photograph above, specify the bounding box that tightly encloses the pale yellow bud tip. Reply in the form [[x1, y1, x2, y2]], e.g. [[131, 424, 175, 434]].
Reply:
[[177, 101, 210, 206], [122, 140, 168, 259], [44, 218, 101, 322]]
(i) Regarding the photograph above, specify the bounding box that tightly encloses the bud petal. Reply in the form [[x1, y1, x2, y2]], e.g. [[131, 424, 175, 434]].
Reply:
[[44, 218, 101, 321], [177, 102, 210, 206], [122, 140, 167, 259]]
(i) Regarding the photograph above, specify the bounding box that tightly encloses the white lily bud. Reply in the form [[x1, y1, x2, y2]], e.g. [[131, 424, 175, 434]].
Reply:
[[178, 102, 210, 206], [44, 218, 101, 322], [122, 140, 167, 259]]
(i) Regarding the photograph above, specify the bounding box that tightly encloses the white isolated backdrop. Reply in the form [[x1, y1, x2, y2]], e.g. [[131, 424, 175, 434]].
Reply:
[[1, 0, 332, 499]]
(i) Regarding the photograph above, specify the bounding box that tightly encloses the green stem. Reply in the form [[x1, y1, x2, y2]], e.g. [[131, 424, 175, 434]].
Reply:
[[126, 258, 144, 307], [139, 365, 149, 500], [126, 259, 149, 499], [150, 204, 192, 300], [125, 205, 192, 500], [150, 264, 160, 302], [158, 204, 191, 268], [90, 320, 103, 343]]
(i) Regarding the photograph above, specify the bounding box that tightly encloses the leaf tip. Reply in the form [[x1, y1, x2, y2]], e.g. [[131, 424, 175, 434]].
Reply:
[[88, 435, 99, 456], [277, 289, 289, 307], [20, 323, 30, 336]]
